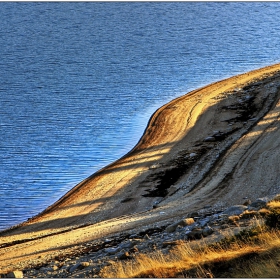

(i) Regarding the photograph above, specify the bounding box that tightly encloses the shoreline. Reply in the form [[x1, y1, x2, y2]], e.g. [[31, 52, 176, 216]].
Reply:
[[1, 63, 280, 273]]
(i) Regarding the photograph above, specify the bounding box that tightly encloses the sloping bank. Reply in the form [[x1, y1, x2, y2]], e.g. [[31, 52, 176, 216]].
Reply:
[[1, 63, 280, 273]]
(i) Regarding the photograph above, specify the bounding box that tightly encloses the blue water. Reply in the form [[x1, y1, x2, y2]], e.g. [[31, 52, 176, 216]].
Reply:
[[1, 2, 280, 230]]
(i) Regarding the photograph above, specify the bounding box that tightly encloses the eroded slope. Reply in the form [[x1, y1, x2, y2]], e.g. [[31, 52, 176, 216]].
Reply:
[[1, 64, 280, 273]]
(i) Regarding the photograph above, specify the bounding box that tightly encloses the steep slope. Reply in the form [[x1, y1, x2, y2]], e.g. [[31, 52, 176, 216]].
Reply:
[[1, 63, 280, 273]]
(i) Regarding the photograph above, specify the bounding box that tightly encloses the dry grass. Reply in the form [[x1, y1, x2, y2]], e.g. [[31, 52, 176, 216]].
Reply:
[[267, 200, 280, 209], [100, 205, 280, 278], [100, 228, 280, 278]]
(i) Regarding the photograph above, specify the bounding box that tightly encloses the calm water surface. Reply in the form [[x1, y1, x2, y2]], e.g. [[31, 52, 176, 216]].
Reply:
[[1, 2, 280, 230]]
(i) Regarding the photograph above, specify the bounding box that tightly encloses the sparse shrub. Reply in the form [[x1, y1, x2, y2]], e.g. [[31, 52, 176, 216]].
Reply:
[[272, 194, 280, 202], [235, 227, 261, 242], [258, 208, 271, 217], [228, 215, 240, 225], [265, 208, 280, 229], [240, 210, 259, 219], [212, 227, 262, 250]]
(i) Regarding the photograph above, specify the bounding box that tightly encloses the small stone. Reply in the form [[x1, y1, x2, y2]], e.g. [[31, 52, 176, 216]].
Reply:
[[144, 234, 150, 240], [189, 211, 199, 218], [6, 271, 23, 278], [222, 205, 247, 216], [243, 199, 251, 206], [117, 251, 131, 260], [165, 224, 177, 233], [130, 246, 139, 253], [119, 240, 134, 250], [131, 238, 142, 244], [204, 136, 216, 142], [166, 218, 195, 233], [39, 267, 53, 273], [186, 228, 203, 239], [198, 218, 210, 227], [249, 198, 268, 210], [104, 247, 120, 255], [228, 215, 240, 224], [129, 234, 139, 238], [179, 218, 195, 227], [81, 262, 90, 267], [69, 263, 81, 273], [202, 226, 214, 237], [72, 271, 87, 278], [52, 265, 59, 271]]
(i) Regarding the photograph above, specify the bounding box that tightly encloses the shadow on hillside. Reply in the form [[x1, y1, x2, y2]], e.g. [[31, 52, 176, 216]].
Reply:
[[1, 75, 280, 244]]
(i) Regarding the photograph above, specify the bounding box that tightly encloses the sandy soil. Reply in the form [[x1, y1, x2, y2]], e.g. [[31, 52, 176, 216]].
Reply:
[[1, 63, 280, 273]]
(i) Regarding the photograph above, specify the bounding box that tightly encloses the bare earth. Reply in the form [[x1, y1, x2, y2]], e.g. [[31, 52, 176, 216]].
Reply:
[[1, 63, 280, 273]]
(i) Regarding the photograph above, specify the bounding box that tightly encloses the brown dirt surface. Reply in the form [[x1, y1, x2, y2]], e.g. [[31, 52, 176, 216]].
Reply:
[[1, 63, 280, 273]]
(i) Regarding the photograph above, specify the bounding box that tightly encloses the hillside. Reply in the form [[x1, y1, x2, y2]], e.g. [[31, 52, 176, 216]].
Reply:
[[1, 63, 280, 275]]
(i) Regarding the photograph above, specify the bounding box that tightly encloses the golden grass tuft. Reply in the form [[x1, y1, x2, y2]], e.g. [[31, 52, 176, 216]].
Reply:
[[267, 200, 280, 209], [258, 208, 271, 216], [100, 211, 280, 278]]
